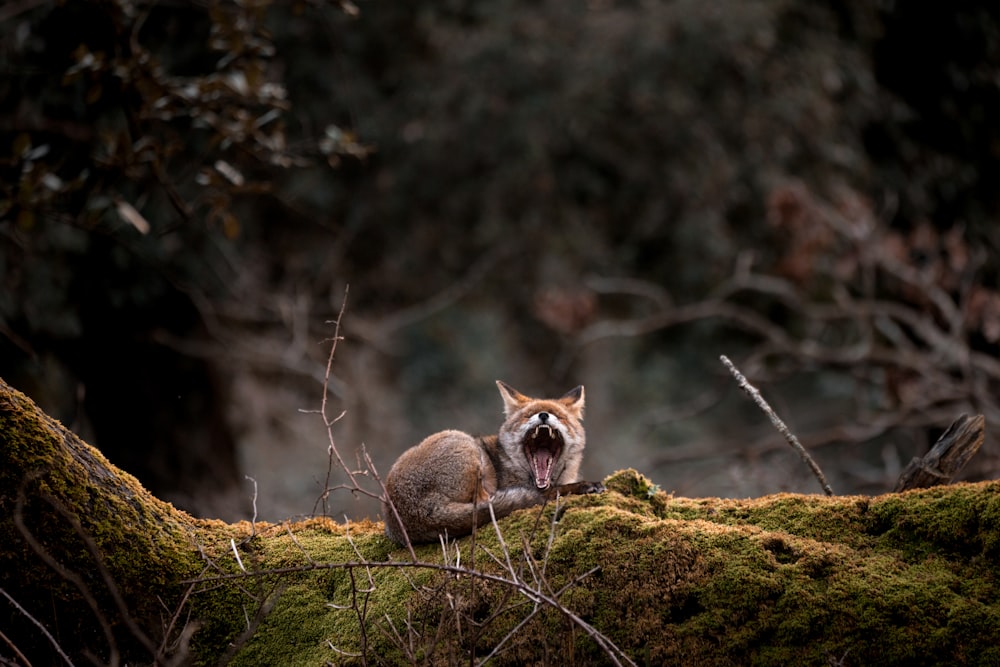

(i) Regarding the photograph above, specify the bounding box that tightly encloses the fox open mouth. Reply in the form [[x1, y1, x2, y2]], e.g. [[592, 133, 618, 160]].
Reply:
[[524, 424, 563, 489]]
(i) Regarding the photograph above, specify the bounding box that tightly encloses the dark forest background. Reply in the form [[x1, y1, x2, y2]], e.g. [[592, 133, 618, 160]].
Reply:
[[3, 0, 1000, 522]]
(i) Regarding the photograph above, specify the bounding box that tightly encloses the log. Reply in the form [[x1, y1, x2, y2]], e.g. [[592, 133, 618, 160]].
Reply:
[[0, 377, 240, 664], [2, 377, 1000, 666]]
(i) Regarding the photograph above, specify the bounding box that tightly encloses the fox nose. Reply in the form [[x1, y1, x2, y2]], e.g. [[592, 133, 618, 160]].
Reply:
[[538, 412, 549, 423]]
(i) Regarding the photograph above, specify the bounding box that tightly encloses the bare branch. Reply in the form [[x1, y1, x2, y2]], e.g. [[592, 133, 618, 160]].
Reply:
[[244, 475, 259, 539], [184, 554, 635, 666], [721, 355, 834, 496], [363, 446, 417, 562], [315, 286, 359, 504], [14, 481, 120, 663], [0, 587, 75, 667]]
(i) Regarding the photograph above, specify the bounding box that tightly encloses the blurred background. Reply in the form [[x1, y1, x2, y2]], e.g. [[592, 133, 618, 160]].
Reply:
[[3, 1, 1000, 522]]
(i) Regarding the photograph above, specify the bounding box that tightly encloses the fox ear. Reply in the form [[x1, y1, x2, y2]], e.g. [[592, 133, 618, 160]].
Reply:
[[560, 385, 585, 416], [496, 380, 529, 416]]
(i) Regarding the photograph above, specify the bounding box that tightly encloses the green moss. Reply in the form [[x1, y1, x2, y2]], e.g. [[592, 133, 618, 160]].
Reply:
[[205, 469, 1000, 665], [0, 380, 248, 665], [5, 374, 1000, 666]]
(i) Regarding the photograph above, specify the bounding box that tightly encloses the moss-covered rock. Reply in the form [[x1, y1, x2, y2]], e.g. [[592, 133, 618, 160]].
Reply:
[[2, 377, 999, 665]]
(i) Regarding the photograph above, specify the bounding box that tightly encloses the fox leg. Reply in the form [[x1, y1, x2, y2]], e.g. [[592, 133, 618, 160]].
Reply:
[[543, 480, 606, 500], [471, 481, 605, 531], [398, 480, 604, 542], [416, 487, 540, 541]]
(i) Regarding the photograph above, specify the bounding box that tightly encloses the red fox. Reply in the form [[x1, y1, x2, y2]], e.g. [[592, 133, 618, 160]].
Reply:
[[382, 381, 604, 544]]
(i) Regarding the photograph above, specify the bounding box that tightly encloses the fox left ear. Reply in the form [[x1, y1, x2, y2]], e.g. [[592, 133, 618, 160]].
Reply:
[[496, 380, 530, 416], [560, 385, 585, 416]]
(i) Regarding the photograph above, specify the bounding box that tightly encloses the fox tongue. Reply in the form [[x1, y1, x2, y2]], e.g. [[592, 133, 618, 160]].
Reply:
[[531, 450, 554, 489]]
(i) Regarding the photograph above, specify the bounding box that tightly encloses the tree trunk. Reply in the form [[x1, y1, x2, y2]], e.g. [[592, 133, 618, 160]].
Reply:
[[2, 377, 999, 666], [0, 377, 237, 665]]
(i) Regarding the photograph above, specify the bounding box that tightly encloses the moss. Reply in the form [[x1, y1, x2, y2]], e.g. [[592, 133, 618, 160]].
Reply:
[[222, 518, 423, 665], [176, 467, 1000, 665], [0, 380, 249, 664], [5, 376, 1000, 665]]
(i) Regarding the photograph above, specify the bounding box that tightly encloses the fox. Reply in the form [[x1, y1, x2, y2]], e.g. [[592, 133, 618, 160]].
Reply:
[[382, 380, 605, 545]]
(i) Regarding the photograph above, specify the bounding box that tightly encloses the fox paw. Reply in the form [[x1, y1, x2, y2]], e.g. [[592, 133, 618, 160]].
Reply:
[[555, 480, 605, 497]]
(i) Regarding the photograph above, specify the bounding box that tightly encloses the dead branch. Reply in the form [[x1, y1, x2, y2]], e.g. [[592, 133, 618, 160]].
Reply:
[[894, 414, 986, 492], [566, 187, 1000, 494], [14, 481, 121, 663], [301, 285, 420, 560], [183, 552, 636, 667], [721, 355, 835, 496], [0, 586, 75, 667], [313, 285, 357, 507]]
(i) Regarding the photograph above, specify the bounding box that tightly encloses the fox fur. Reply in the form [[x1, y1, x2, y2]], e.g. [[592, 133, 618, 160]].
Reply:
[[382, 380, 604, 544]]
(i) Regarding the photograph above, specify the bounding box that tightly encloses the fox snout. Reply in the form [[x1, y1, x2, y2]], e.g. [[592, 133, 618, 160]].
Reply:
[[527, 410, 562, 431], [523, 414, 565, 489]]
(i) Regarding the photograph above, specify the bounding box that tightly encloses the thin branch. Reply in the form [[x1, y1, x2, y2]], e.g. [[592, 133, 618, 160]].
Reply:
[[155, 581, 199, 666], [720, 355, 834, 496], [0, 587, 75, 667], [315, 286, 358, 504], [362, 446, 417, 562], [215, 583, 286, 667], [244, 475, 259, 539], [14, 481, 120, 663], [0, 626, 33, 667], [42, 494, 160, 657], [184, 557, 635, 667], [231, 540, 247, 573]]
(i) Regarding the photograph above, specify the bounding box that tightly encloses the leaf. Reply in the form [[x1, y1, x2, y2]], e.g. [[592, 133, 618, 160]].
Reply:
[[214, 160, 245, 186], [114, 198, 151, 235]]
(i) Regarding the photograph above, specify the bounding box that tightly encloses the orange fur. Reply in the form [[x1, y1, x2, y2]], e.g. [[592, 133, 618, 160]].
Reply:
[[382, 381, 603, 544]]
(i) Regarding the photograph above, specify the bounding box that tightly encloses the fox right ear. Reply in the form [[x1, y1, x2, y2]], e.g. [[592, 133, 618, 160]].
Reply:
[[496, 380, 529, 416], [560, 385, 585, 416]]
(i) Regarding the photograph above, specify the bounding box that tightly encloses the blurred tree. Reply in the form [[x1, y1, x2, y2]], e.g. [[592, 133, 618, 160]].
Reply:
[[0, 0, 364, 517], [3, 0, 1000, 518]]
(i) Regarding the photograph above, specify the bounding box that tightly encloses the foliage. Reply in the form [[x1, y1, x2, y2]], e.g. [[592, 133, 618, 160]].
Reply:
[[1, 0, 361, 334], [0, 0, 361, 515], [3, 0, 1000, 513]]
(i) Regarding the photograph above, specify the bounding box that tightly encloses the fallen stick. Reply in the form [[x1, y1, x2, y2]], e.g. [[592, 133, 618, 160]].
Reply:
[[720, 355, 834, 496]]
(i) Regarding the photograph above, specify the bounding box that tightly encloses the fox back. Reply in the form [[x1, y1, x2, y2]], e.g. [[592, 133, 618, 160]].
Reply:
[[382, 381, 603, 544]]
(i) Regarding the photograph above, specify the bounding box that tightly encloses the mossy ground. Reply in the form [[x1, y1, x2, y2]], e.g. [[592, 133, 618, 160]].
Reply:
[[225, 469, 1000, 666], [4, 377, 999, 666]]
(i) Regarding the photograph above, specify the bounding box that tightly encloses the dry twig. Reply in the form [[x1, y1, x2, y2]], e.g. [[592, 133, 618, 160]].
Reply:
[[184, 551, 636, 667], [0, 586, 75, 667], [721, 355, 834, 496]]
